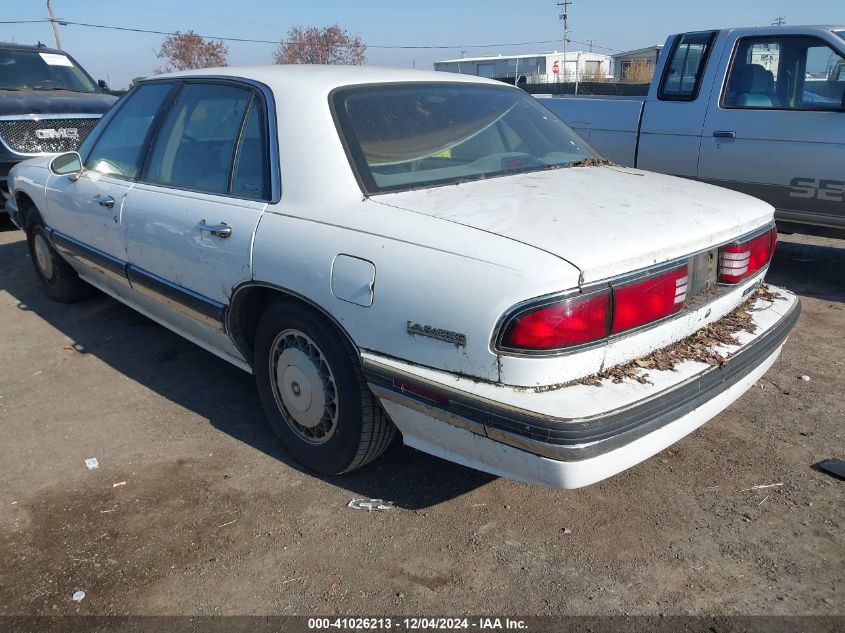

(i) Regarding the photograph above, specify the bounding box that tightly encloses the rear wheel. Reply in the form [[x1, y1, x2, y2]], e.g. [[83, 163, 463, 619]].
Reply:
[[254, 300, 396, 475], [26, 216, 94, 303]]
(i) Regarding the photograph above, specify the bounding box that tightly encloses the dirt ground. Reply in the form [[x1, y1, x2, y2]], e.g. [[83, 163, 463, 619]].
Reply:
[[0, 221, 842, 617]]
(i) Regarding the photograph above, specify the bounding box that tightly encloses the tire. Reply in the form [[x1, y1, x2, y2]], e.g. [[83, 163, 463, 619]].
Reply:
[[254, 300, 396, 475], [26, 216, 94, 303]]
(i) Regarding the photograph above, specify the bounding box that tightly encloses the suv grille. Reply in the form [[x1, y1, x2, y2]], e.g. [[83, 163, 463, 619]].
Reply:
[[0, 118, 99, 154]]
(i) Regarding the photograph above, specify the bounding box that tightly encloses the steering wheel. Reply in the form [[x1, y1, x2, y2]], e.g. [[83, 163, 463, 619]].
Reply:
[[34, 79, 62, 89]]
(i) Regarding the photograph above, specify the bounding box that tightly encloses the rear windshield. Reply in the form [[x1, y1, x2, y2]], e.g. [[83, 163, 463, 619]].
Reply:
[[332, 83, 597, 194], [0, 49, 98, 92]]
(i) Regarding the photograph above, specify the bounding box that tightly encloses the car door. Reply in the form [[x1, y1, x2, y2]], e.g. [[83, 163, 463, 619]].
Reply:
[[122, 81, 274, 341], [699, 31, 845, 232], [44, 82, 176, 289]]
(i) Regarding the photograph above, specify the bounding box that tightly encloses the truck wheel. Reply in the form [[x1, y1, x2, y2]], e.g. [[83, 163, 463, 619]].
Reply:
[[26, 217, 94, 303], [254, 300, 396, 475]]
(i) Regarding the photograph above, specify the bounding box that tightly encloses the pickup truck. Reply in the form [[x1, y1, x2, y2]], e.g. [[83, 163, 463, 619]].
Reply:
[[539, 25, 845, 239], [0, 42, 116, 214]]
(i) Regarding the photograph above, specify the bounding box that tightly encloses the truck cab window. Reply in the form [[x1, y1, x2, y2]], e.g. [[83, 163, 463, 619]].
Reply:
[[723, 36, 845, 111], [658, 31, 717, 101]]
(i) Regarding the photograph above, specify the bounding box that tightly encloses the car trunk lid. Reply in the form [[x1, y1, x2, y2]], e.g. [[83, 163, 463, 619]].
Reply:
[[372, 166, 774, 284]]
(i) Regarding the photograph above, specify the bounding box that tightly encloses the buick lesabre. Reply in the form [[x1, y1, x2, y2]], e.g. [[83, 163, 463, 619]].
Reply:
[[6, 66, 800, 488]]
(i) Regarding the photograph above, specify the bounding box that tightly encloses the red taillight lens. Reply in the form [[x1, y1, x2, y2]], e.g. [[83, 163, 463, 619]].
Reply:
[[718, 227, 776, 284], [502, 291, 610, 350], [611, 265, 688, 333]]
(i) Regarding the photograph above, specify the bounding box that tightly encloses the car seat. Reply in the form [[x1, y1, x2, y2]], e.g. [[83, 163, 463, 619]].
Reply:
[[735, 64, 779, 107]]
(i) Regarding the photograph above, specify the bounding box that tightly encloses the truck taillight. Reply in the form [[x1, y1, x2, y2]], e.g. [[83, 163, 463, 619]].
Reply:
[[718, 227, 776, 284], [501, 290, 610, 350], [611, 266, 688, 333]]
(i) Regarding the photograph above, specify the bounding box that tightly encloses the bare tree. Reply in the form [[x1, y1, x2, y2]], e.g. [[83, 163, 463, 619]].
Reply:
[[273, 25, 366, 65], [622, 59, 655, 84], [156, 31, 228, 73]]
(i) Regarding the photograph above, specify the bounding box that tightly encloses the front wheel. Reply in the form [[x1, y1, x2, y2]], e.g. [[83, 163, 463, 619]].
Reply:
[[26, 217, 94, 303], [254, 300, 396, 475]]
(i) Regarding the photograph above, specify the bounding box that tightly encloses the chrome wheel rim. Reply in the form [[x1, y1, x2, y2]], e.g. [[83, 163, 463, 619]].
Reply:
[[269, 329, 338, 444], [33, 233, 55, 280]]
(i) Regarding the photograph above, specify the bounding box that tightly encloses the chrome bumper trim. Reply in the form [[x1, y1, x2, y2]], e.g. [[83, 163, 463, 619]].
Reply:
[[365, 299, 800, 461]]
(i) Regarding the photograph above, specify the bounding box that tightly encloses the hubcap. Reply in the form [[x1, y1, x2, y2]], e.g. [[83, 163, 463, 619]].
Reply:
[[33, 233, 55, 280], [269, 329, 338, 444]]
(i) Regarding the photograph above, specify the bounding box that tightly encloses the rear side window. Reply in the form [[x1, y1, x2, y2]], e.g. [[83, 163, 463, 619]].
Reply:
[[658, 31, 717, 101], [145, 83, 252, 195], [84, 83, 174, 178], [230, 99, 269, 199]]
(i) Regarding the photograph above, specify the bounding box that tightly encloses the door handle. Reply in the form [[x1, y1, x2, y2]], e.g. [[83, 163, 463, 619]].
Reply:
[[713, 130, 736, 139], [93, 194, 115, 208], [198, 220, 232, 239]]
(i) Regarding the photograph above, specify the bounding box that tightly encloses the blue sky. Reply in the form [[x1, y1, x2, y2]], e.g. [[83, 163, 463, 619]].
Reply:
[[3, 0, 842, 88]]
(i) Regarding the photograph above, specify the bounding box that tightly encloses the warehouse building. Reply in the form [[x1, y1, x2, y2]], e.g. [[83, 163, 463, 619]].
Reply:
[[434, 51, 612, 85], [610, 45, 664, 81]]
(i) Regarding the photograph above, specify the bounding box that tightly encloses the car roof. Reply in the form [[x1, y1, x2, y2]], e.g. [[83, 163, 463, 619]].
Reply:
[[0, 42, 65, 55], [145, 64, 509, 92]]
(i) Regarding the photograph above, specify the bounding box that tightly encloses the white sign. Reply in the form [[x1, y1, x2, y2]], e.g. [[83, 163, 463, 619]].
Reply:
[[39, 53, 74, 67]]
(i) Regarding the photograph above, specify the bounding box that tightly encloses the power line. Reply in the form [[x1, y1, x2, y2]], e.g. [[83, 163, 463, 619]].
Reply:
[[0, 18, 566, 50]]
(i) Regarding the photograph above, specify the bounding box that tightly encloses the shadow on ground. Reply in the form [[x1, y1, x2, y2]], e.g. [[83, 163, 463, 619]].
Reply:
[[0, 235, 494, 509], [767, 236, 844, 303]]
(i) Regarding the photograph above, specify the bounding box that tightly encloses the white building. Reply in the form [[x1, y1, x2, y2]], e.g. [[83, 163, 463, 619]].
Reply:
[[434, 51, 612, 85], [610, 45, 664, 81]]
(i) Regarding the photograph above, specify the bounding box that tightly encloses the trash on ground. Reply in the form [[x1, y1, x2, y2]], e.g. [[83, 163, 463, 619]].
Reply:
[[814, 458, 845, 481], [799, 375, 810, 382], [72, 590, 85, 602], [112, 481, 127, 488], [84, 458, 99, 470], [739, 482, 783, 492], [217, 519, 237, 528], [562, 527, 572, 534], [347, 498, 394, 512]]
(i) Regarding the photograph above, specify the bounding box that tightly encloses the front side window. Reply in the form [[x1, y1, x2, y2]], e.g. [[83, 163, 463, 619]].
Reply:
[[723, 36, 845, 111], [0, 49, 98, 93], [144, 83, 253, 194], [333, 83, 596, 194], [84, 82, 174, 178], [658, 31, 717, 101]]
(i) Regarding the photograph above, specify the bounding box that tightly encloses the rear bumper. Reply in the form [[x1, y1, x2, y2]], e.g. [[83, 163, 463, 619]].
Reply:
[[365, 287, 800, 488]]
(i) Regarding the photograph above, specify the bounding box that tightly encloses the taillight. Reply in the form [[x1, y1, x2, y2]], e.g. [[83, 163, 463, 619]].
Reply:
[[718, 227, 776, 284], [611, 265, 688, 333], [501, 290, 610, 350]]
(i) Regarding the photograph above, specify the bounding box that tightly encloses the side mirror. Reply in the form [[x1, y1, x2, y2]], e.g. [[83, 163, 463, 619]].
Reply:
[[97, 79, 110, 93], [50, 152, 83, 180]]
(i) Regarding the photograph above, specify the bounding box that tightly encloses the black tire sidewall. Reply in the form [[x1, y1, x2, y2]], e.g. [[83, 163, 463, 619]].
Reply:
[[254, 301, 366, 475]]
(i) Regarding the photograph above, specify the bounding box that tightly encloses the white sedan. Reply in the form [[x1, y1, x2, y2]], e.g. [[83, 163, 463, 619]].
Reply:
[[6, 66, 799, 488]]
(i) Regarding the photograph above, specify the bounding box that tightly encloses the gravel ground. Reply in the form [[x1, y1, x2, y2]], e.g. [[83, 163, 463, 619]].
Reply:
[[0, 222, 842, 617]]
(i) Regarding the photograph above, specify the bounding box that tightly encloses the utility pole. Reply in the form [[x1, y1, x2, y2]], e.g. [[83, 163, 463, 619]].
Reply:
[[557, 0, 572, 82], [772, 16, 786, 27], [46, 0, 62, 49], [586, 38, 596, 53]]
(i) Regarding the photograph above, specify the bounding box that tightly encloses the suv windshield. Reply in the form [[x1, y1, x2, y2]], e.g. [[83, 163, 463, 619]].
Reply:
[[0, 49, 98, 92], [333, 83, 597, 194]]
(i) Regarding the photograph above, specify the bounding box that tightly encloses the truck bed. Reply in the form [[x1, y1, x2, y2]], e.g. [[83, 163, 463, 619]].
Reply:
[[537, 95, 645, 166]]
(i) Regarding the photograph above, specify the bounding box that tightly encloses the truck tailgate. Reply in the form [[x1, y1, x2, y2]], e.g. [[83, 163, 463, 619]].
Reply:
[[537, 96, 644, 166]]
